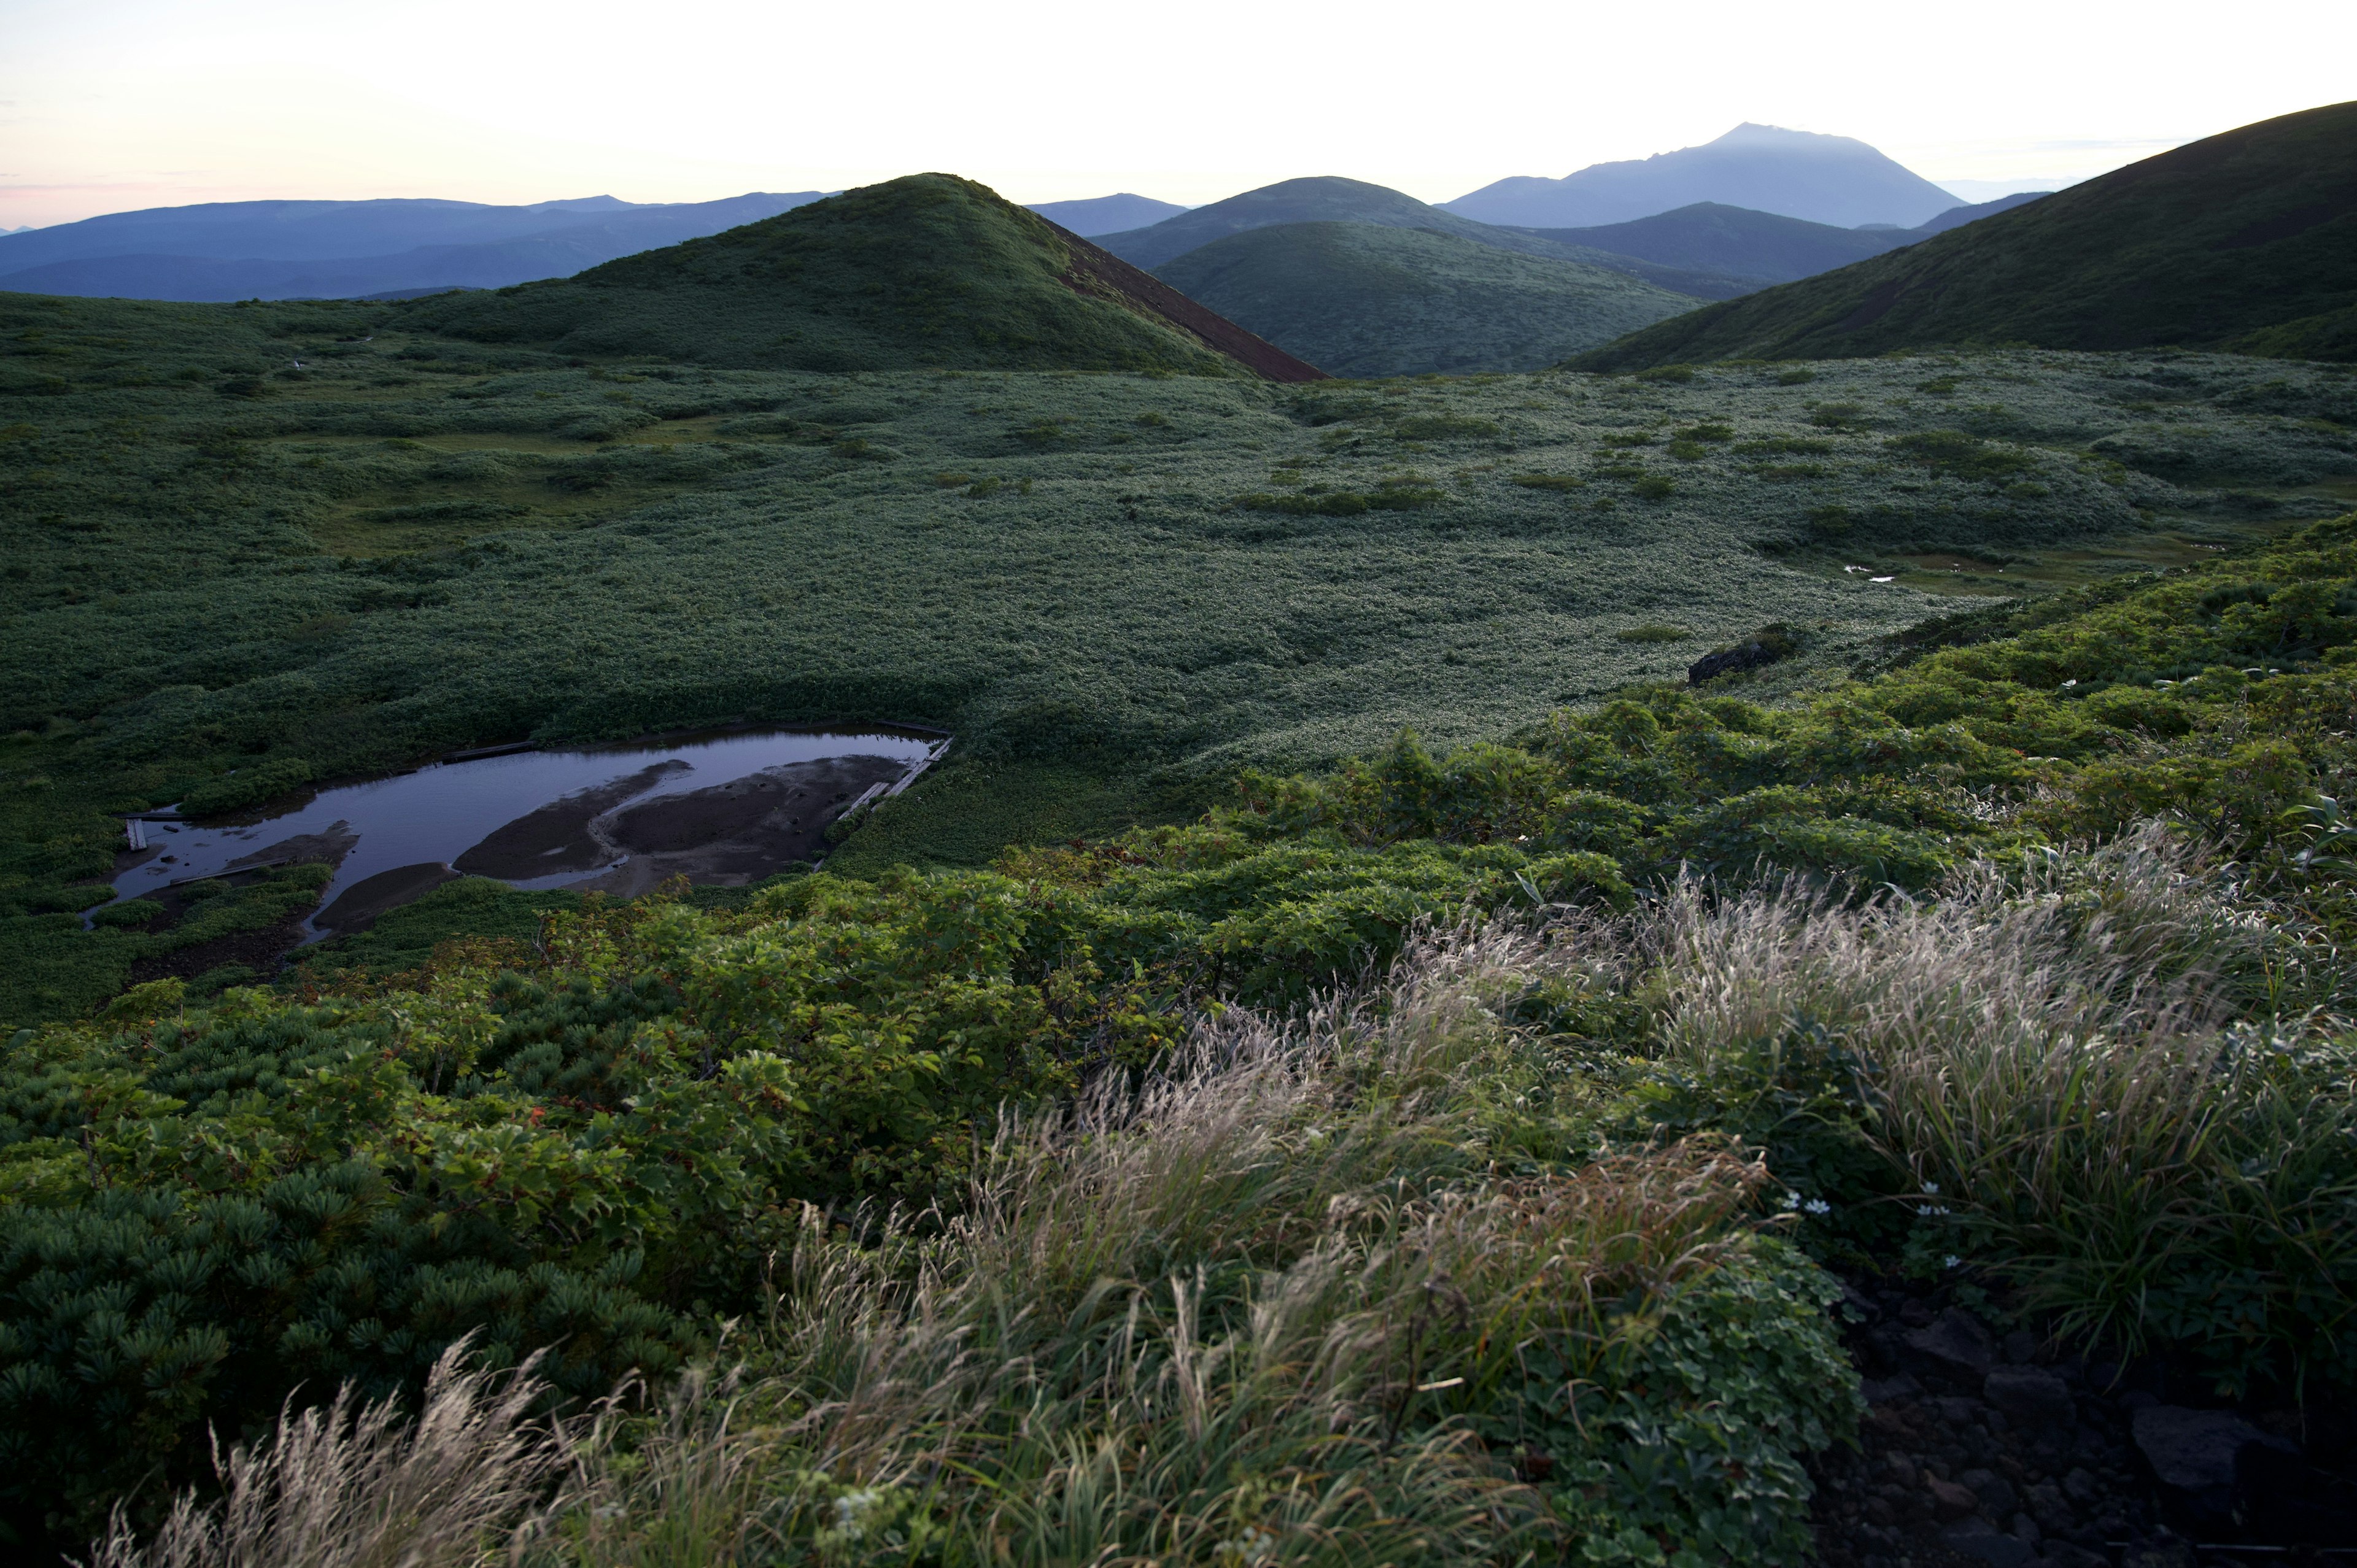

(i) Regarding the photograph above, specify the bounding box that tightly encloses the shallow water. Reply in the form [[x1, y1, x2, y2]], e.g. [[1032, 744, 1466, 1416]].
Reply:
[[110, 727, 942, 938]]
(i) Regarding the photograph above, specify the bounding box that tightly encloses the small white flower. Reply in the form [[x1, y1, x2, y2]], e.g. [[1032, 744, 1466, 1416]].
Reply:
[[1804, 1199, 1832, 1215], [1781, 1191, 1802, 1210], [1943, 1254, 1962, 1269], [1921, 1181, 1940, 1194]]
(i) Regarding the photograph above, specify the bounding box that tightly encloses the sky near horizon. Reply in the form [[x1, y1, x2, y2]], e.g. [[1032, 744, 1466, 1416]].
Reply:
[[1, 0, 2351, 231]]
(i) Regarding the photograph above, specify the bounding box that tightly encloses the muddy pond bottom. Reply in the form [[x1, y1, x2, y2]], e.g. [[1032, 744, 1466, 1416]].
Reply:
[[110, 727, 945, 940]]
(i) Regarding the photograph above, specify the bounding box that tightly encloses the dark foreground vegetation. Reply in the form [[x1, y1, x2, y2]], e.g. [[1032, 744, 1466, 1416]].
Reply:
[[12, 512, 2357, 1561]]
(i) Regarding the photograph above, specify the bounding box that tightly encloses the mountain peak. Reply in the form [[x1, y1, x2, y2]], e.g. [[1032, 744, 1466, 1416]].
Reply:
[[1446, 124, 1959, 229]]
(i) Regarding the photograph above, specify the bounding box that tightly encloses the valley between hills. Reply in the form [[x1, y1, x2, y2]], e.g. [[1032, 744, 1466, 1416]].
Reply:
[[1, 100, 2355, 1568]]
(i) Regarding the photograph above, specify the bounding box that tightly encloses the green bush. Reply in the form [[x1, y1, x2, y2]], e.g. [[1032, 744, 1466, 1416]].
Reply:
[[177, 757, 315, 817]]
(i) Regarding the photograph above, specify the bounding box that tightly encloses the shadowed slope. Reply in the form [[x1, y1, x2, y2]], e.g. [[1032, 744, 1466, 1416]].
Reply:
[[1155, 222, 1693, 376], [403, 175, 1300, 376], [1574, 102, 2357, 368]]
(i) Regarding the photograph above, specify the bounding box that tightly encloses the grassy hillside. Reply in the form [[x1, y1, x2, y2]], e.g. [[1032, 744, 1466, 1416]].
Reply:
[[4, 280, 2350, 1024], [1154, 221, 1696, 376], [1576, 100, 2357, 368], [401, 174, 1247, 376]]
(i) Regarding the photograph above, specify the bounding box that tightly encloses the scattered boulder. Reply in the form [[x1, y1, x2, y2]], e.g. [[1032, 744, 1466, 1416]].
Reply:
[[1959, 1468, 2019, 1518], [1906, 1307, 1998, 1377], [2040, 1544, 2110, 1568], [1861, 1372, 1922, 1405], [1927, 1475, 1983, 1521], [2130, 1405, 2299, 1532], [1984, 1367, 2075, 1426], [1941, 1516, 2036, 1568], [1686, 624, 1797, 684]]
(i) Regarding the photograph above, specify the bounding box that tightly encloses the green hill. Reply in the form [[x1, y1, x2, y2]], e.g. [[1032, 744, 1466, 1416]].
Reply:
[[1574, 100, 2357, 369], [1154, 221, 1697, 376], [1094, 176, 1741, 297], [402, 174, 1275, 376], [1518, 202, 1910, 285]]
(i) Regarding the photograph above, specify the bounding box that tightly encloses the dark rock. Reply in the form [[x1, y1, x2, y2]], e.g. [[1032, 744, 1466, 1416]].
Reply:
[[1687, 625, 1796, 685], [1861, 1373, 1922, 1405], [1900, 1299, 1936, 1328], [2131, 1405, 2299, 1532], [1961, 1467, 2021, 1517], [2011, 1511, 2042, 1543], [1942, 1518, 2037, 1568], [2120, 1540, 2195, 1568], [2003, 1330, 2040, 1365], [2024, 1482, 2073, 1534], [2038, 1545, 2108, 1568], [1929, 1475, 1983, 1521], [2061, 1468, 2100, 1505], [1908, 1308, 1999, 1377], [1986, 1369, 2076, 1426], [1935, 1396, 1987, 1424]]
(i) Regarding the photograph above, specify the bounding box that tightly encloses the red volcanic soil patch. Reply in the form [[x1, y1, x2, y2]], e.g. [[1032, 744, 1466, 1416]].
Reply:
[[1043, 218, 1329, 383]]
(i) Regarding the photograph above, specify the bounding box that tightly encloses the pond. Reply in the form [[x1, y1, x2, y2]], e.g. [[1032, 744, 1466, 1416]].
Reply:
[[109, 726, 946, 940]]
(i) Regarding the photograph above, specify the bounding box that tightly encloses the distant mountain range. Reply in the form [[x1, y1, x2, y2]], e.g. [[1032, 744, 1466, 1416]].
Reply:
[[1574, 99, 2357, 368], [1447, 124, 1964, 229], [0, 193, 828, 301], [1023, 194, 1190, 236], [0, 122, 2017, 307]]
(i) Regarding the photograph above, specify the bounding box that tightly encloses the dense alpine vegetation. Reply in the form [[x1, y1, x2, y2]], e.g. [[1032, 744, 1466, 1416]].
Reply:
[[11, 515, 2357, 1558]]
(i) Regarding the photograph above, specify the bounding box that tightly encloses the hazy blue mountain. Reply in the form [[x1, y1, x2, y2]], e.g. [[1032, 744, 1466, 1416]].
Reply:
[[0, 191, 828, 301], [1023, 193, 1190, 235], [1911, 190, 2051, 236], [1445, 124, 1963, 229]]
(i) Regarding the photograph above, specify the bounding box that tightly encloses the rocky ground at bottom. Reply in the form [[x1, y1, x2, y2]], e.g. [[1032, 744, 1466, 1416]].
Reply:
[[1808, 1273, 2357, 1568]]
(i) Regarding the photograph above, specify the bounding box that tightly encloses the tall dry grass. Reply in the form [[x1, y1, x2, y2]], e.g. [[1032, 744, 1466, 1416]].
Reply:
[[83, 1342, 563, 1568], [91, 924, 1785, 1568], [1625, 825, 2357, 1378]]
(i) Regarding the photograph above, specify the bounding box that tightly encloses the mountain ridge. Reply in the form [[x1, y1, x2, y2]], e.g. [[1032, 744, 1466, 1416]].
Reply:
[[1571, 100, 2357, 368], [1024, 194, 1190, 236], [0, 192, 830, 301], [1446, 123, 1962, 230]]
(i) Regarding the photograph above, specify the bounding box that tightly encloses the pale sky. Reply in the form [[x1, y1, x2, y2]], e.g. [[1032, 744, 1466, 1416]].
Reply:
[[2, 0, 2351, 230]]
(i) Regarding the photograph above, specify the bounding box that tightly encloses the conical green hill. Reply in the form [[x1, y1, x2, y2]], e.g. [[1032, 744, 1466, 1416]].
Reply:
[[401, 173, 1302, 376]]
